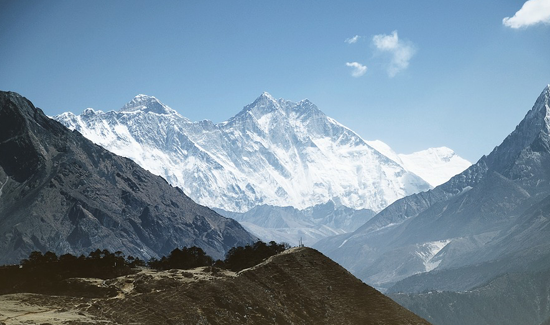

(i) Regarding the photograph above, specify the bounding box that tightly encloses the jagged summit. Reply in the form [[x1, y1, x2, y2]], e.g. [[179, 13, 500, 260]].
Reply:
[[523, 84, 550, 123], [0, 91, 255, 264], [484, 85, 550, 173], [260, 91, 275, 101], [297, 98, 314, 107], [54, 91, 471, 246], [526, 85, 550, 118], [82, 107, 102, 116], [120, 94, 178, 115], [250, 92, 278, 108], [315, 84, 550, 293], [56, 92, 437, 213], [234, 93, 325, 126], [234, 92, 281, 120]]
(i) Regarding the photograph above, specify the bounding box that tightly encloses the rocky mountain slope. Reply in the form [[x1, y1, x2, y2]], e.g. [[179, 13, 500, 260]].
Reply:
[[54, 92, 470, 245], [315, 85, 550, 292], [0, 247, 431, 325], [216, 201, 376, 246], [55, 92, 438, 214], [390, 269, 550, 325], [0, 91, 255, 264]]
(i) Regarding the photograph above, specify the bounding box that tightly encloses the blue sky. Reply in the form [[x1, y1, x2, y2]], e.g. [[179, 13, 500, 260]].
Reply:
[[1, 0, 549, 162]]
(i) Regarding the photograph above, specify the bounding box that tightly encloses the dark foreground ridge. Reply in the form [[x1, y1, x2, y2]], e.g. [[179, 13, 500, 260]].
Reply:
[[0, 247, 431, 324]]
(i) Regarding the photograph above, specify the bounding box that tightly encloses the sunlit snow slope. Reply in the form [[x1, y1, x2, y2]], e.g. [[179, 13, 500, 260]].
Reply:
[[367, 140, 471, 187], [56, 93, 443, 213]]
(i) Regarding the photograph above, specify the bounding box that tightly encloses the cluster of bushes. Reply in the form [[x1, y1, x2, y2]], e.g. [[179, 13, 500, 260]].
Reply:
[[148, 246, 213, 270], [148, 240, 289, 272], [0, 249, 143, 295], [223, 240, 290, 271], [0, 240, 289, 295], [22, 249, 146, 273]]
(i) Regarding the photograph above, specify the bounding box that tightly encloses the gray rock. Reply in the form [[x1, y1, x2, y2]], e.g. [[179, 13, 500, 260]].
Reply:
[[0, 91, 255, 264], [315, 85, 550, 292]]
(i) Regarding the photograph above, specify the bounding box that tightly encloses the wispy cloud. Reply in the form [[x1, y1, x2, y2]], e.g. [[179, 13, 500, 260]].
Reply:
[[503, 0, 550, 28], [346, 62, 367, 77], [345, 35, 361, 44], [372, 30, 415, 77]]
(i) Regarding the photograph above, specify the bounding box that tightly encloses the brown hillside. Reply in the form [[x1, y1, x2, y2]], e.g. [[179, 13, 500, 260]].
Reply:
[[0, 247, 430, 324]]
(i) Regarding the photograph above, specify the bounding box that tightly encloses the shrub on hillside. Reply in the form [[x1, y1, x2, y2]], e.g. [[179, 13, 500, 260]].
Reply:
[[224, 241, 289, 272], [0, 249, 140, 296], [148, 246, 213, 270]]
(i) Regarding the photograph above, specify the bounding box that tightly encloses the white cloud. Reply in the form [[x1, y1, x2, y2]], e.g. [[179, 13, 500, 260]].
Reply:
[[346, 62, 367, 77], [503, 0, 550, 28], [372, 30, 416, 77], [372, 31, 399, 50], [345, 35, 361, 44]]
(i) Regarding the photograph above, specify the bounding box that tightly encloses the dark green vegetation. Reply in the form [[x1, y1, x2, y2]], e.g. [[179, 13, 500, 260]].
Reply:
[[0, 240, 289, 297], [0, 249, 142, 297], [147, 240, 288, 271], [148, 246, 214, 270], [0, 247, 431, 324], [391, 269, 550, 325], [222, 240, 290, 271]]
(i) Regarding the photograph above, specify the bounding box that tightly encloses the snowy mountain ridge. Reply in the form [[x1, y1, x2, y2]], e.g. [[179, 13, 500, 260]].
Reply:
[[55, 93, 468, 214], [367, 140, 471, 187], [314, 85, 550, 293], [120, 94, 181, 115]]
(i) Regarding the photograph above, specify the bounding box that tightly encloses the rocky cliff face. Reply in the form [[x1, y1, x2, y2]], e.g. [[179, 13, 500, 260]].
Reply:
[[315, 85, 550, 292], [0, 91, 255, 264]]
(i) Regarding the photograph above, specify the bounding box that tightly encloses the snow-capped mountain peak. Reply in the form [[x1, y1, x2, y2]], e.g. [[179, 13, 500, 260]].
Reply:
[[296, 98, 315, 109], [293, 98, 322, 116], [398, 147, 471, 187], [366, 141, 471, 187], [484, 85, 550, 173], [260, 91, 276, 101], [54, 93, 472, 214], [524, 84, 550, 121], [82, 107, 103, 116], [120, 94, 178, 115], [248, 92, 280, 113], [314, 85, 550, 293]]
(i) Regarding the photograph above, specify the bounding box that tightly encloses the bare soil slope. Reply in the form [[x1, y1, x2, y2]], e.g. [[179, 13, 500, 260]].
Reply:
[[0, 248, 430, 324]]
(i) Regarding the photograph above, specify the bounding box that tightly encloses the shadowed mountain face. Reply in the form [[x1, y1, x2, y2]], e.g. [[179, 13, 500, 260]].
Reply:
[[0, 247, 431, 325], [315, 85, 550, 292], [390, 269, 550, 325], [215, 201, 376, 247], [0, 91, 255, 264]]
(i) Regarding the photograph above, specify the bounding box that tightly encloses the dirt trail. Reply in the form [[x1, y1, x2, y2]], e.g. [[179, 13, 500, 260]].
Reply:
[[0, 294, 102, 324], [0, 248, 431, 324]]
